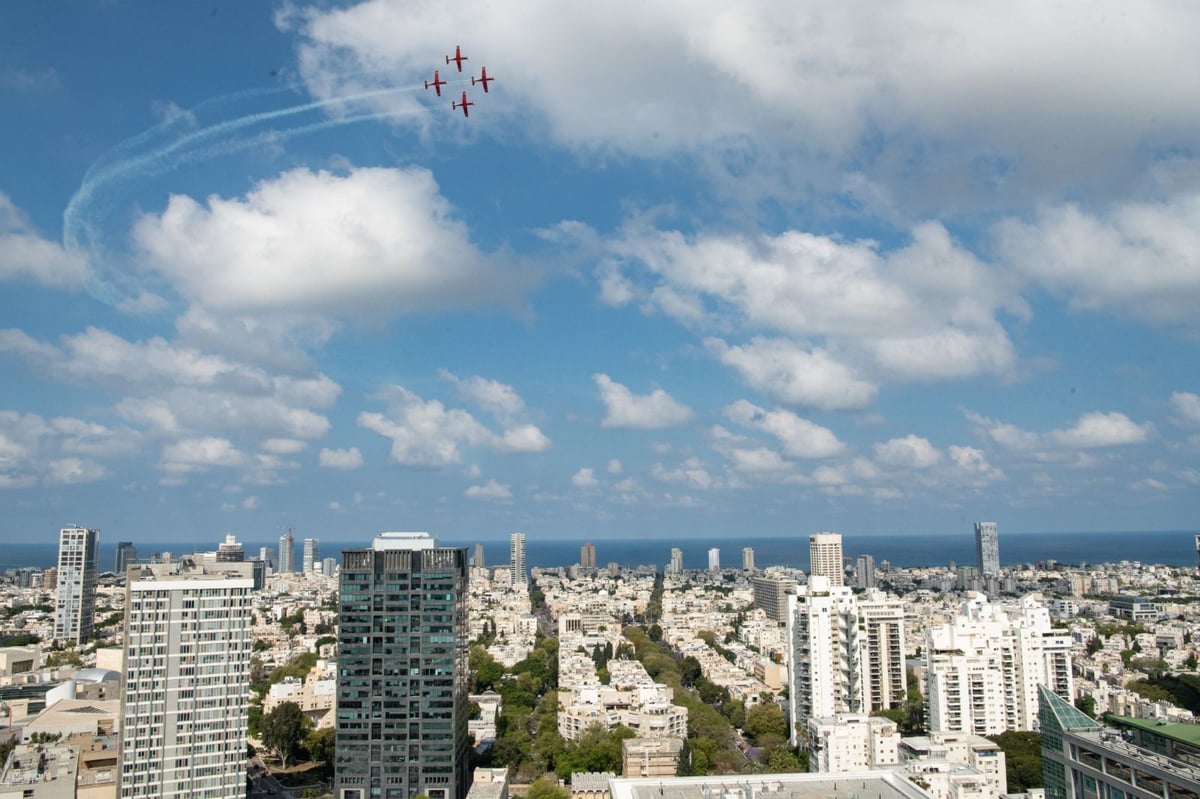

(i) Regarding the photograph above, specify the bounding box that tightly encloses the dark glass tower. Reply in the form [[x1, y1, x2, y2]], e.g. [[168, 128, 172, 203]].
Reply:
[[335, 533, 469, 799]]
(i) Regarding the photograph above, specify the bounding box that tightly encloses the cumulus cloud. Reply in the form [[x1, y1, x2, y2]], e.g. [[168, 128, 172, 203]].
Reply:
[[133, 167, 537, 315], [594, 374, 694, 428], [607, 459, 623, 474], [996, 193, 1200, 327], [709, 425, 793, 474], [0, 411, 134, 488], [1170, 392, 1200, 427], [161, 436, 245, 476], [440, 370, 526, 419], [572, 467, 598, 488], [359, 384, 551, 467], [706, 337, 876, 411], [1048, 412, 1154, 448], [724, 400, 844, 459], [319, 446, 364, 470], [874, 435, 942, 468], [948, 445, 1005, 485], [0, 192, 88, 287], [651, 458, 716, 489], [465, 479, 512, 500]]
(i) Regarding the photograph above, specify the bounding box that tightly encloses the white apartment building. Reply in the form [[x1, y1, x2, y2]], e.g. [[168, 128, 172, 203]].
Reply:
[[669, 548, 683, 575], [55, 525, 99, 645], [120, 557, 256, 799], [787, 578, 909, 745], [809, 532, 844, 586], [807, 713, 900, 772], [708, 548, 720, 572], [302, 537, 318, 573], [510, 532, 528, 587], [742, 547, 755, 571], [925, 592, 1073, 734]]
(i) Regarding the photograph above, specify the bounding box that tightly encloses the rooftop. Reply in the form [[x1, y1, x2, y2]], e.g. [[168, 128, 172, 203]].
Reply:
[[608, 770, 933, 799]]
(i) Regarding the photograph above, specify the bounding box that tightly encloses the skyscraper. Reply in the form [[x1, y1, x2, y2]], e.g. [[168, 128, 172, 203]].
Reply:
[[279, 531, 295, 574], [473, 542, 485, 569], [708, 547, 721, 571], [55, 525, 99, 645], [855, 554, 876, 589], [303, 537, 319, 573], [669, 548, 683, 575], [121, 556, 256, 798], [336, 532, 469, 799], [509, 532, 527, 587], [114, 541, 137, 575], [975, 521, 1000, 577], [742, 547, 755, 571], [809, 532, 844, 587], [580, 541, 596, 569], [786, 576, 860, 737]]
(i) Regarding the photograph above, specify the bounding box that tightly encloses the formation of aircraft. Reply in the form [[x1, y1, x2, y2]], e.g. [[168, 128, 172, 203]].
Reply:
[[423, 46, 496, 119]]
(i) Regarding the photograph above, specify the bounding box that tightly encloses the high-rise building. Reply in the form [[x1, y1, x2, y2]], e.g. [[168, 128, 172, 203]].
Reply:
[[279, 531, 295, 574], [752, 572, 800, 623], [121, 556, 256, 798], [580, 541, 596, 569], [708, 547, 720, 572], [55, 525, 99, 645], [669, 548, 683, 575], [855, 554, 876, 589], [809, 532, 844, 587], [216, 533, 245, 562], [509, 532, 527, 587], [975, 522, 1000, 576], [303, 537, 319, 573], [473, 543, 485, 569], [114, 541, 137, 575], [322, 556, 337, 577], [925, 592, 1073, 734], [336, 532, 469, 799], [786, 578, 908, 742], [742, 547, 755, 571], [257, 546, 274, 570], [1193, 533, 1199, 571]]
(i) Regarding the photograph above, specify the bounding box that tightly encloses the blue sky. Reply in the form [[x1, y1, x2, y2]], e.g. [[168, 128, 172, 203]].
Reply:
[[2, 1, 1199, 545]]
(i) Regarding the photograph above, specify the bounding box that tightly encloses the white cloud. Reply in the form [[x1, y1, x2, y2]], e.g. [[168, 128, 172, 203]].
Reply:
[[709, 425, 793, 474], [465, 479, 512, 500], [263, 438, 307, 454], [44, 457, 110, 485], [0, 411, 132, 488], [1048, 412, 1155, 448], [440, 370, 526, 418], [359, 384, 551, 466], [0, 192, 88, 287], [1170, 392, 1200, 427], [948, 445, 1005, 484], [161, 437, 245, 476], [242, 495, 259, 510], [997, 193, 1200, 327], [572, 467, 598, 488], [874, 435, 941, 468], [319, 447, 364, 470], [724, 400, 844, 459], [134, 167, 537, 315], [607, 459, 623, 474], [651, 457, 716, 489], [706, 337, 876, 411], [594, 374, 694, 428]]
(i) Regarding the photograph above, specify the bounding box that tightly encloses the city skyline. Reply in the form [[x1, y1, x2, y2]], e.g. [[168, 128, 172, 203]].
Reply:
[[2, 3, 1199, 543]]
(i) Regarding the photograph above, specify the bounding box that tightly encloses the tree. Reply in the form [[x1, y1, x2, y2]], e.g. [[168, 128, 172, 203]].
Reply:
[[648, 624, 663, 642], [305, 726, 335, 765], [1074, 695, 1097, 718], [743, 702, 787, 744], [470, 645, 505, 692], [261, 702, 311, 768], [527, 776, 569, 799], [989, 731, 1043, 793]]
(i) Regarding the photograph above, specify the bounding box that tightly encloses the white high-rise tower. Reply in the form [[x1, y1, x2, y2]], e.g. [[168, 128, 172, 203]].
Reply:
[[809, 532, 844, 587], [278, 531, 294, 573], [510, 532, 527, 587], [55, 525, 99, 645], [303, 537, 318, 572], [120, 556, 256, 798]]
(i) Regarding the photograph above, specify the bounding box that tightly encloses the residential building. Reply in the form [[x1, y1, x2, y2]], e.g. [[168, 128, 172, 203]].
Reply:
[[114, 541, 137, 575], [669, 548, 683, 575], [809, 532, 844, 586], [510, 532, 527, 588], [581, 542, 596, 569], [742, 547, 755, 571], [120, 556, 256, 798], [751, 572, 800, 624], [55, 525, 99, 645], [335, 532, 470, 799], [473, 543, 485, 569], [807, 713, 899, 772], [303, 537, 319, 573], [856, 554, 876, 589], [787, 576, 861, 738], [707, 547, 720, 571], [279, 531, 294, 574], [859, 589, 907, 713], [926, 593, 1073, 735], [975, 523, 1000, 577]]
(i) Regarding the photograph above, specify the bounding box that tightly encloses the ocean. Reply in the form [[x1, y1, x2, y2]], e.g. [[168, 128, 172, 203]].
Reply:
[[2, 529, 1195, 575]]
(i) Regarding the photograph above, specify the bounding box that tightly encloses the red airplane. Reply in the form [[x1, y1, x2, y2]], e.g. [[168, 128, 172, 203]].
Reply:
[[452, 91, 474, 117], [424, 69, 446, 97], [471, 66, 494, 93], [446, 45, 468, 72]]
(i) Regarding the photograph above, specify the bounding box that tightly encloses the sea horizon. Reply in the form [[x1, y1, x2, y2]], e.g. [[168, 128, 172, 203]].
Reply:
[[3, 528, 1195, 575]]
